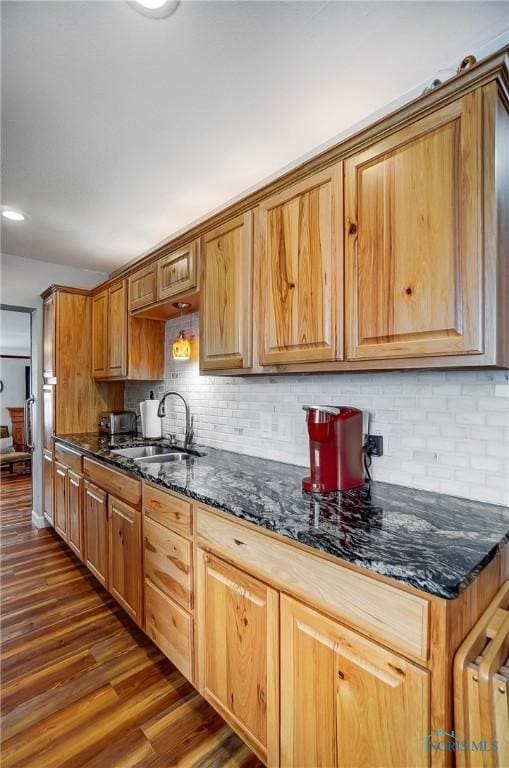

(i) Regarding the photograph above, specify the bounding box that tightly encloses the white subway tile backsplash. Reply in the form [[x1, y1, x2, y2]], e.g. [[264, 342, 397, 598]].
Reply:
[[124, 312, 509, 507]]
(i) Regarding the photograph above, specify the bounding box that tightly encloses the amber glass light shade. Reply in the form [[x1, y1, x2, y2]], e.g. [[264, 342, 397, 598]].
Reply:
[[172, 330, 191, 360]]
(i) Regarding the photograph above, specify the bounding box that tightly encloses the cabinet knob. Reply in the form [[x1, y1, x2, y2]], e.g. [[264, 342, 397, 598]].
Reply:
[[348, 222, 357, 235]]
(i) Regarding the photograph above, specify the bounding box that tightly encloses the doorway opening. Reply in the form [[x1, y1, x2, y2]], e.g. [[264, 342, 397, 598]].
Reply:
[[0, 307, 34, 500]]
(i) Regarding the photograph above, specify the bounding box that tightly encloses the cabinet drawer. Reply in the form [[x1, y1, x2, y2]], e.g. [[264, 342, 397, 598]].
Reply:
[[144, 516, 193, 610], [54, 442, 83, 473], [143, 482, 192, 539], [83, 457, 141, 508], [196, 505, 429, 662], [144, 579, 194, 682]]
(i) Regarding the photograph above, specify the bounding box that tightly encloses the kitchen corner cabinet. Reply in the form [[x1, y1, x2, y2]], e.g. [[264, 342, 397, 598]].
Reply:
[[107, 495, 142, 624], [200, 212, 253, 371], [280, 595, 430, 768], [257, 163, 342, 366], [345, 91, 483, 362], [83, 480, 108, 586], [196, 550, 279, 766], [92, 279, 164, 380]]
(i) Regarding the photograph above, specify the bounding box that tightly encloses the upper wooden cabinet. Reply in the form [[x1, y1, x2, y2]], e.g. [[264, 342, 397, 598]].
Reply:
[[157, 241, 198, 300], [196, 550, 279, 766], [42, 292, 56, 379], [257, 164, 342, 365], [280, 595, 430, 768], [107, 281, 128, 377], [92, 279, 164, 380], [128, 263, 157, 311], [345, 92, 483, 361], [91, 290, 108, 377], [200, 212, 253, 371]]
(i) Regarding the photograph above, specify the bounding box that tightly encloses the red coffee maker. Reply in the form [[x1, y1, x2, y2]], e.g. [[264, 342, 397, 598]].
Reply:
[[302, 405, 365, 493]]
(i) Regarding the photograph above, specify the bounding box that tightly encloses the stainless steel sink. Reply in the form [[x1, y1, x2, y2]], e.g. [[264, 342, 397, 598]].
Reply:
[[110, 444, 171, 459], [135, 453, 192, 465]]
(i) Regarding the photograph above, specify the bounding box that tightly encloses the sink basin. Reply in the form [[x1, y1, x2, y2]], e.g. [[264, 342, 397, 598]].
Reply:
[[111, 444, 171, 459], [135, 453, 192, 465]]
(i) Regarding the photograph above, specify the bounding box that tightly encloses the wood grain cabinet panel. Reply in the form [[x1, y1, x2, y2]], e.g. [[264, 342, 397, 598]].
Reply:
[[345, 92, 483, 361], [91, 290, 108, 378], [157, 241, 198, 300], [200, 212, 253, 371], [143, 482, 192, 538], [83, 480, 108, 587], [128, 263, 157, 311], [280, 596, 430, 768], [42, 292, 56, 379], [145, 579, 194, 681], [107, 281, 128, 377], [196, 550, 279, 766], [108, 495, 142, 624], [67, 469, 83, 559], [54, 461, 68, 541], [144, 516, 193, 610], [84, 457, 141, 508], [43, 449, 53, 524], [257, 163, 342, 365]]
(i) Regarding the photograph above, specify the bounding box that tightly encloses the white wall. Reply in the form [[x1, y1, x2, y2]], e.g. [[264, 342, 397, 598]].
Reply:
[[126, 312, 509, 507], [0, 357, 29, 427], [0, 253, 107, 526]]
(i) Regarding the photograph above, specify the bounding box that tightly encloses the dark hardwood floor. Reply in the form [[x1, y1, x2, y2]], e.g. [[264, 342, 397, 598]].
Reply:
[[0, 472, 262, 768]]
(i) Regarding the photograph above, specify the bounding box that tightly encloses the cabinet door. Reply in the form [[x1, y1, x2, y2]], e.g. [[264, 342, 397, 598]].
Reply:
[[67, 470, 83, 559], [280, 596, 430, 768], [43, 449, 53, 524], [54, 461, 68, 541], [83, 480, 108, 587], [157, 240, 198, 300], [196, 550, 279, 765], [107, 281, 127, 377], [42, 292, 56, 379], [108, 495, 142, 623], [92, 290, 108, 378], [41, 385, 54, 451], [200, 213, 252, 371], [128, 263, 157, 311], [345, 92, 482, 361], [257, 164, 342, 365]]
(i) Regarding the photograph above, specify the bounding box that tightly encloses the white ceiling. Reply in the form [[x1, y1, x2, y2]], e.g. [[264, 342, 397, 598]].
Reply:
[[0, 310, 31, 356], [2, 1, 508, 273]]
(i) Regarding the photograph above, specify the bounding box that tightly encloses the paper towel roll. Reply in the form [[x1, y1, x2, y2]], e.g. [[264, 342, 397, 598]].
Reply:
[[140, 399, 162, 438]]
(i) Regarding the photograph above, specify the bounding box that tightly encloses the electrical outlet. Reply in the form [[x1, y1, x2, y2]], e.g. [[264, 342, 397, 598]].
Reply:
[[366, 434, 383, 457]]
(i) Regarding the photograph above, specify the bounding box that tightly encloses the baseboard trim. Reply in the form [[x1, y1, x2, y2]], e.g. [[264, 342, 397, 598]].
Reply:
[[32, 510, 51, 529]]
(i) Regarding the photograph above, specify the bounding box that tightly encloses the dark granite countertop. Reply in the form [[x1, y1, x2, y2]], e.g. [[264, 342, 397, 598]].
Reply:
[[55, 432, 509, 600]]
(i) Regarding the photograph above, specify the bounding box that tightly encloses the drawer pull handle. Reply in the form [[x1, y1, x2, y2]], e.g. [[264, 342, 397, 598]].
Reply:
[[233, 538, 246, 547]]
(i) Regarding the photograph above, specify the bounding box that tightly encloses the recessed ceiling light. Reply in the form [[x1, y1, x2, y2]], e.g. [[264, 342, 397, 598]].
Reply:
[[2, 209, 25, 222], [128, 0, 179, 18]]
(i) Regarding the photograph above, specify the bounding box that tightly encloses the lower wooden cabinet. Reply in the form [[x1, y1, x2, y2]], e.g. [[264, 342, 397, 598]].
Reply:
[[196, 549, 279, 766], [42, 449, 53, 523], [83, 480, 108, 586], [67, 469, 83, 559], [145, 579, 194, 681], [280, 595, 430, 768], [108, 495, 142, 624], [53, 461, 68, 541]]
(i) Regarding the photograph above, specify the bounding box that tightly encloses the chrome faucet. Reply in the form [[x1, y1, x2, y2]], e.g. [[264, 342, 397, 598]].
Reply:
[[157, 391, 194, 448]]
